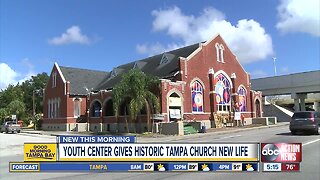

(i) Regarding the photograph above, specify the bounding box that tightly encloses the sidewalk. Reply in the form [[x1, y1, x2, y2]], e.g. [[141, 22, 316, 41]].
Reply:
[[20, 122, 289, 141]]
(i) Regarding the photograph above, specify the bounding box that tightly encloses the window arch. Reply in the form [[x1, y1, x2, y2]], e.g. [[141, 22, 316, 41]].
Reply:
[[191, 80, 204, 112], [219, 44, 225, 63], [215, 43, 220, 62], [214, 73, 231, 112], [74, 97, 81, 117], [215, 43, 225, 63], [238, 86, 247, 112], [91, 101, 102, 117], [103, 99, 114, 116]]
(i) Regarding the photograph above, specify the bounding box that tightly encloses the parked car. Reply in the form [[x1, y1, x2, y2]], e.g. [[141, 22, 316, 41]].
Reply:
[[0, 121, 21, 133], [290, 111, 320, 135]]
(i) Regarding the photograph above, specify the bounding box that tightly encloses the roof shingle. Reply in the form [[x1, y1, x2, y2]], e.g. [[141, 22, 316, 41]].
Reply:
[[59, 66, 109, 95]]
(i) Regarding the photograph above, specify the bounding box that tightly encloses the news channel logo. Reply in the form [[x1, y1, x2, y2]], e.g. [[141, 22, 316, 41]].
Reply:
[[24, 143, 57, 161], [260, 143, 302, 162]]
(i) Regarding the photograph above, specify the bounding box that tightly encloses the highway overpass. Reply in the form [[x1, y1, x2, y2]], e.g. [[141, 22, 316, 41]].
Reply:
[[251, 70, 320, 112]]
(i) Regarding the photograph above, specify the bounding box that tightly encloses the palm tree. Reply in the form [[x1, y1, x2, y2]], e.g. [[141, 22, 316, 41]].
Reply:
[[112, 69, 160, 133]]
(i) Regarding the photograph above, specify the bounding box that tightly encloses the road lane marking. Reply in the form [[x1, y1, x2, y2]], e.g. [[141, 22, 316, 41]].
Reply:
[[302, 138, 320, 146]]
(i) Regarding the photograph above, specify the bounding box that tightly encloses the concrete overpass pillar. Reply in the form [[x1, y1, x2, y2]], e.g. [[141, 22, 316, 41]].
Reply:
[[293, 98, 300, 112], [291, 93, 307, 112], [300, 98, 306, 111], [299, 94, 307, 111]]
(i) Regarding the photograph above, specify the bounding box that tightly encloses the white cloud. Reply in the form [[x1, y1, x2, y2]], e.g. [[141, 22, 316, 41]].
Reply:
[[138, 6, 273, 64], [276, 0, 320, 36], [0, 63, 19, 90], [0, 59, 36, 90], [48, 26, 91, 45], [17, 72, 36, 84]]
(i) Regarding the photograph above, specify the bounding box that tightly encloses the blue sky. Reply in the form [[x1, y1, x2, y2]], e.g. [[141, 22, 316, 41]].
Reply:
[[0, 0, 319, 89]]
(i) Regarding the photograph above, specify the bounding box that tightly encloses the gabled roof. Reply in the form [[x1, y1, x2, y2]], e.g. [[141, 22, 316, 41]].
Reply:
[[93, 43, 200, 90], [59, 66, 109, 95]]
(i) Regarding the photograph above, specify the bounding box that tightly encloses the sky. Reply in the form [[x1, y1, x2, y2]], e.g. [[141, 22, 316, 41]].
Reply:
[[0, 0, 319, 90]]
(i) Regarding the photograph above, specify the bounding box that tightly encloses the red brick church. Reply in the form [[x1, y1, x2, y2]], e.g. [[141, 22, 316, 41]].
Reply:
[[42, 34, 263, 132]]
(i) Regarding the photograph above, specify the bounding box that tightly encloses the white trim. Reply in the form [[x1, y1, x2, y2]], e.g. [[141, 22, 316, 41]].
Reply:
[[237, 84, 247, 95], [206, 35, 249, 75], [203, 33, 220, 46], [215, 43, 220, 62], [54, 62, 66, 83], [73, 98, 81, 118], [219, 44, 225, 63], [185, 43, 203, 61], [166, 89, 184, 122], [72, 97, 83, 102], [214, 70, 233, 88], [189, 77, 206, 89]]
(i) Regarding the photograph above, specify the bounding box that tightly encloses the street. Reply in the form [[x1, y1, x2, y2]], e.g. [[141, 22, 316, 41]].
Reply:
[[1, 125, 319, 180]]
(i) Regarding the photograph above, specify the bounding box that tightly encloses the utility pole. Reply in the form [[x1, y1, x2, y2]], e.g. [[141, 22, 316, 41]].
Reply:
[[33, 90, 36, 117], [272, 57, 277, 76]]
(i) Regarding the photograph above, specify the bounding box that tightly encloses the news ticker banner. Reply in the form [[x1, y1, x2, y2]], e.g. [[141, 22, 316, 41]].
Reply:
[[58, 143, 259, 162], [23, 142, 259, 162], [9, 162, 259, 172], [22, 135, 302, 163]]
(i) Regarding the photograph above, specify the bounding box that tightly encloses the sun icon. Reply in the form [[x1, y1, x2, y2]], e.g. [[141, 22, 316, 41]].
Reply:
[[246, 164, 254, 171], [157, 164, 166, 171], [202, 164, 208, 169], [157, 164, 164, 169]]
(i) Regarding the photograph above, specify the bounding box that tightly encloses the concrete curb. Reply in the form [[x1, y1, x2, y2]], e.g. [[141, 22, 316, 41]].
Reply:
[[169, 122, 289, 141], [20, 122, 289, 139]]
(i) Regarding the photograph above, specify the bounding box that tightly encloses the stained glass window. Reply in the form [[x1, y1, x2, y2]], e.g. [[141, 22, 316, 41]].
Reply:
[[214, 73, 231, 112], [191, 80, 203, 112], [238, 86, 247, 112]]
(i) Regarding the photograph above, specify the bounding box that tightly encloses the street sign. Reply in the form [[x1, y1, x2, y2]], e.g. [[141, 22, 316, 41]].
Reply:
[[153, 114, 164, 120], [12, 115, 17, 120]]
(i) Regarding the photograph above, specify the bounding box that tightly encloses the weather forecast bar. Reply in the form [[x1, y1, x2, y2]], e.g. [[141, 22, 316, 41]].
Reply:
[[9, 162, 259, 172]]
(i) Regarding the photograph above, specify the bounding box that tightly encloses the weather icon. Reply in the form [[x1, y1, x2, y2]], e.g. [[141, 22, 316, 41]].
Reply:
[[157, 164, 166, 172], [246, 164, 254, 171], [202, 164, 210, 171]]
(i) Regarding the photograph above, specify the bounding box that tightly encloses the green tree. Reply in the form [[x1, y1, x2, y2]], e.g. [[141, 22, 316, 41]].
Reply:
[[0, 84, 24, 109], [7, 100, 26, 120], [20, 72, 49, 115], [0, 108, 9, 124], [113, 69, 160, 133]]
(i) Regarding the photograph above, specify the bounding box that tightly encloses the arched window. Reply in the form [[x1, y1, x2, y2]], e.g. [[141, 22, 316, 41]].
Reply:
[[104, 99, 114, 116], [215, 43, 225, 63], [91, 101, 101, 117], [215, 43, 220, 62], [214, 73, 231, 112], [119, 98, 130, 116], [191, 80, 204, 112], [52, 72, 57, 88], [238, 86, 247, 112], [74, 98, 81, 117], [219, 44, 225, 63]]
